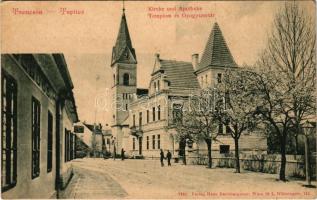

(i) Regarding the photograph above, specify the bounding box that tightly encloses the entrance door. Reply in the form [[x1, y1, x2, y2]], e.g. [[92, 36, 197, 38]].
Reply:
[[139, 137, 142, 155]]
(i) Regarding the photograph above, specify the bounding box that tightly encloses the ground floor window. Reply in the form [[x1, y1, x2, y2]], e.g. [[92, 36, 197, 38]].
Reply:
[[152, 135, 155, 149], [47, 111, 53, 172], [32, 97, 41, 179], [1, 72, 17, 191], [220, 145, 230, 154], [157, 135, 160, 149]]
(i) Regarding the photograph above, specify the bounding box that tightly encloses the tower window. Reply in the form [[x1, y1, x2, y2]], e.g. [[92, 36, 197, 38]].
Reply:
[[217, 73, 222, 83], [123, 73, 129, 86]]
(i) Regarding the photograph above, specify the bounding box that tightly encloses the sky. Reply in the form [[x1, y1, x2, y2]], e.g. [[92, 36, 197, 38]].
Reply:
[[1, 1, 315, 125]]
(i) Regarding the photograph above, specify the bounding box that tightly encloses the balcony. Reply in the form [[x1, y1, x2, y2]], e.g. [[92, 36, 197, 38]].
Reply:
[[130, 126, 143, 138]]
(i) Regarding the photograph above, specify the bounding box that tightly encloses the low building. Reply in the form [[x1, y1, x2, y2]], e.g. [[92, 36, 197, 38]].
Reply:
[[1, 54, 79, 198]]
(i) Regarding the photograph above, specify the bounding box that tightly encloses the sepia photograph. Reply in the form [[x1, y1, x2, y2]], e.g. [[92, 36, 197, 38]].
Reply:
[[0, 0, 316, 199]]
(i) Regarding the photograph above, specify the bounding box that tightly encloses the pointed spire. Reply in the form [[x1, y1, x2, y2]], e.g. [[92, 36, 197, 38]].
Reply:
[[111, 6, 137, 66], [122, 0, 125, 13], [197, 22, 236, 71]]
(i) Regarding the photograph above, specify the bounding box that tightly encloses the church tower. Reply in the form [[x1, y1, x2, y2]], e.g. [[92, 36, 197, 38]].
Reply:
[[111, 7, 137, 153]]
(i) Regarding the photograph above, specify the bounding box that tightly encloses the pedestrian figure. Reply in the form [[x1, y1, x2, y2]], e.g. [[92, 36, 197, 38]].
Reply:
[[160, 149, 165, 167], [121, 148, 125, 160], [166, 150, 172, 166], [113, 146, 116, 161]]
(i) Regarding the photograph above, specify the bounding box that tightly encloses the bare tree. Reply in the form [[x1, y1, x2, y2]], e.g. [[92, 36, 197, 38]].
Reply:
[[257, 2, 316, 181], [215, 68, 259, 173]]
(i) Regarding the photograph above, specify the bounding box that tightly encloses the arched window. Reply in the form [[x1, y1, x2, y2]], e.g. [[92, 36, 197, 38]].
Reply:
[[123, 73, 129, 86]]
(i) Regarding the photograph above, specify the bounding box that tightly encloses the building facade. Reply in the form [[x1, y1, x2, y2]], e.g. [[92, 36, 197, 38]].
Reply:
[[110, 10, 267, 158], [1, 54, 78, 198]]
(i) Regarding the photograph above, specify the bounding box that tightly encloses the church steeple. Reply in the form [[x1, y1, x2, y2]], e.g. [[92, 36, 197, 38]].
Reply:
[[111, 8, 137, 66]]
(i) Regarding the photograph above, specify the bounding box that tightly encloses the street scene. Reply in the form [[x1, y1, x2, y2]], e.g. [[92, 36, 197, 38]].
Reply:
[[61, 158, 316, 199], [1, 0, 316, 199]]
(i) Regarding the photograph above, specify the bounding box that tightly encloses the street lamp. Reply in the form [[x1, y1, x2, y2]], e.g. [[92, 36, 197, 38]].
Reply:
[[301, 120, 316, 188]]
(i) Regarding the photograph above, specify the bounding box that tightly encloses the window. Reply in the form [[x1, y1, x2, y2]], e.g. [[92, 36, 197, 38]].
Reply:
[[139, 112, 142, 127], [152, 107, 155, 121], [47, 111, 53, 172], [220, 145, 230, 154], [157, 80, 160, 91], [146, 110, 149, 123], [154, 82, 156, 92], [70, 133, 74, 161], [218, 122, 223, 134], [64, 129, 68, 162], [146, 136, 149, 150], [205, 74, 208, 85], [157, 135, 160, 149], [157, 105, 161, 120], [132, 138, 135, 150], [125, 104, 128, 111], [133, 114, 135, 126], [1, 72, 17, 191], [226, 125, 231, 134], [152, 135, 155, 149], [113, 74, 116, 86], [201, 76, 203, 86], [32, 97, 41, 179], [217, 73, 222, 83], [172, 104, 183, 124], [123, 73, 129, 86]]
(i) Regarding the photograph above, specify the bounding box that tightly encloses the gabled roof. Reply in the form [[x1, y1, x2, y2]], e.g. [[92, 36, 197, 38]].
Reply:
[[157, 59, 200, 91], [198, 22, 236, 71], [111, 11, 137, 66]]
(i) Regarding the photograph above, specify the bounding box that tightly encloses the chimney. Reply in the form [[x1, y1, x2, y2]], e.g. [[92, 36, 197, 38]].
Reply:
[[192, 54, 199, 71]]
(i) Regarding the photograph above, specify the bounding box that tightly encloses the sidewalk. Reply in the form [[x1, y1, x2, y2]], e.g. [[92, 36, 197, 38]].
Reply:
[[59, 159, 127, 199]]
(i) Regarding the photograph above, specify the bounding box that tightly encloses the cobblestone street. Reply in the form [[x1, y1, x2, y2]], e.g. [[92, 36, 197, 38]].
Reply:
[[60, 158, 316, 199]]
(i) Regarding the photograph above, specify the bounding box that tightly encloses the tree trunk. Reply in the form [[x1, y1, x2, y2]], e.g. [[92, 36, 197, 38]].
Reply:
[[206, 138, 212, 168], [279, 136, 287, 181], [304, 135, 311, 186], [234, 137, 240, 173], [294, 134, 299, 158]]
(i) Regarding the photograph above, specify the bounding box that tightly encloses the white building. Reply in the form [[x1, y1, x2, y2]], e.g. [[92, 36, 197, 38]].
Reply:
[[110, 9, 267, 158]]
